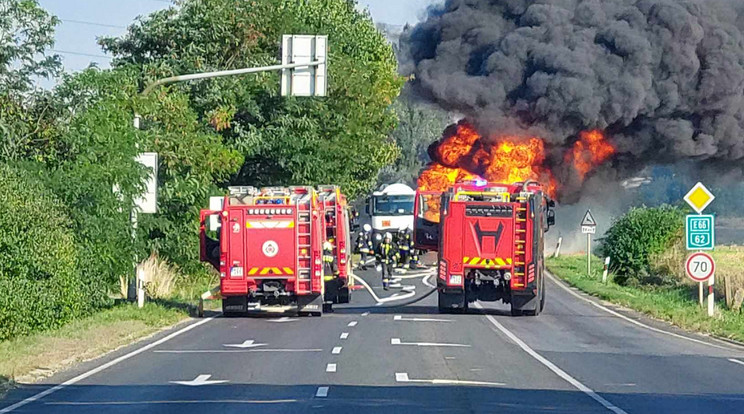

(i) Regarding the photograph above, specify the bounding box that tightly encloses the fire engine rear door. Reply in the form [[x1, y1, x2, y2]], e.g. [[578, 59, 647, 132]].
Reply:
[[414, 191, 442, 251]]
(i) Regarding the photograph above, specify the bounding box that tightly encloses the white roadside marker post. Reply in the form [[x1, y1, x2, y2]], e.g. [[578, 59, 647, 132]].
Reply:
[[708, 273, 715, 317], [602, 257, 610, 284]]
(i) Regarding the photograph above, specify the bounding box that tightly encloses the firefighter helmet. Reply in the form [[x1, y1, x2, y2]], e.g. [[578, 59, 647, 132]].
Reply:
[[384, 232, 392, 240], [363, 224, 372, 232]]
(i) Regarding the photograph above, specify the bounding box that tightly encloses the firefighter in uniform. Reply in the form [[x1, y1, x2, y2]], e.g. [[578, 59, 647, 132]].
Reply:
[[397, 228, 411, 268], [323, 240, 338, 279], [402, 228, 421, 269], [355, 224, 373, 270], [376, 232, 398, 290]]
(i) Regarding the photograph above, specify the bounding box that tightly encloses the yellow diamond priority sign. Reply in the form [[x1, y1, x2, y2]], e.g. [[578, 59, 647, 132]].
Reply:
[[684, 182, 715, 214]]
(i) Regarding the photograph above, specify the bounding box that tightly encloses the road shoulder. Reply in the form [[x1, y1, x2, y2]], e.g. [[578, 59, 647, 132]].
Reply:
[[0, 302, 195, 401], [546, 260, 744, 351]]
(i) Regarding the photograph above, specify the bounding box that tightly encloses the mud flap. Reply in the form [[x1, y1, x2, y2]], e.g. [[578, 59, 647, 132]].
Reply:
[[324, 278, 342, 303], [298, 293, 324, 315], [222, 295, 247, 315], [510, 292, 539, 316], [438, 288, 466, 312]]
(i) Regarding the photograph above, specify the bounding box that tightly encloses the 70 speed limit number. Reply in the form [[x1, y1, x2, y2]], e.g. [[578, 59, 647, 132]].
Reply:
[[685, 252, 715, 282]]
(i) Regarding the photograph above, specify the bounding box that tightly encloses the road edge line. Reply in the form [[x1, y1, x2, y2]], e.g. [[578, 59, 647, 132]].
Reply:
[[0, 317, 215, 413], [473, 302, 627, 414], [546, 272, 738, 351]]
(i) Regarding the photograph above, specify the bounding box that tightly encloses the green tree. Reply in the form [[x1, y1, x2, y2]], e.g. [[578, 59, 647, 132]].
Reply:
[[378, 94, 449, 186], [0, 0, 60, 93], [0, 163, 90, 340], [100, 0, 403, 198], [601, 205, 686, 285], [0, 0, 60, 161]]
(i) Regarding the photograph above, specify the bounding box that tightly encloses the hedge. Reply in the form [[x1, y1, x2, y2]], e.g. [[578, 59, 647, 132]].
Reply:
[[0, 164, 91, 340], [601, 205, 685, 285]]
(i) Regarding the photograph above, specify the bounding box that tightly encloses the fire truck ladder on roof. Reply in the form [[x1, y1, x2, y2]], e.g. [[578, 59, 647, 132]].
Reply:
[[295, 194, 313, 295], [513, 194, 529, 286]]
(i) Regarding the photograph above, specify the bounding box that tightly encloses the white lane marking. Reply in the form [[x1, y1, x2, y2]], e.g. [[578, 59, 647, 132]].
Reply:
[[391, 338, 470, 348], [605, 383, 636, 387], [474, 302, 628, 414], [469, 368, 482, 371], [223, 340, 266, 349], [547, 272, 737, 351], [395, 372, 504, 386], [340, 332, 349, 339], [326, 363, 337, 373], [154, 349, 322, 353], [46, 399, 296, 406], [422, 273, 436, 288], [332, 347, 342, 355], [445, 357, 456, 360], [389, 283, 403, 288], [315, 386, 329, 398], [170, 374, 228, 386], [268, 317, 298, 323], [362, 311, 370, 316], [348, 321, 358, 327], [729, 358, 744, 367], [394, 315, 452, 322], [0, 317, 214, 414]]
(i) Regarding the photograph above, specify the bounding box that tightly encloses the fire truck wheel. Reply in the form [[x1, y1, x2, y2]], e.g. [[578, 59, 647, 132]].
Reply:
[[338, 287, 351, 304], [438, 290, 466, 314]]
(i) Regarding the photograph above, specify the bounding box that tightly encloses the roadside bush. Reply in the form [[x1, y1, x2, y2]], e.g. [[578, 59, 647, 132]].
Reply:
[[0, 164, 91, 340], [601, 205, 685, 285]]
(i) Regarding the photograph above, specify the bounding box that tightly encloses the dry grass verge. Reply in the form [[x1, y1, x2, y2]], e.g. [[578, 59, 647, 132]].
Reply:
[[0, 302, 189, 391]]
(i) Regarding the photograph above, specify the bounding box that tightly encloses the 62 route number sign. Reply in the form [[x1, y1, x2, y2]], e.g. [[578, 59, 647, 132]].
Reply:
[[685, 252, 715, 282]]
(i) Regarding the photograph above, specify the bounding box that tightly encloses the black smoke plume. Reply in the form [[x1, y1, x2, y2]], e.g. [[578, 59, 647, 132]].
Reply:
[[403, 0, 744, 201]]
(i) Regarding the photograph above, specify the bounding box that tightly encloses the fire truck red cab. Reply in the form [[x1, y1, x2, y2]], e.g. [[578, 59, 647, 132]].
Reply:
[[317, 185, 353, 304], [414, 180, 555, 316], [200, 186, 325, 316]]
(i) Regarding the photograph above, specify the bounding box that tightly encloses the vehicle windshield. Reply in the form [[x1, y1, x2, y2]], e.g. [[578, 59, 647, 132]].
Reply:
[[373, 195, 414, 216]]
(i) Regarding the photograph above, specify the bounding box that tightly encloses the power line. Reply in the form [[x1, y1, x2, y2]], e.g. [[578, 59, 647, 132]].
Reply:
[[61, 19, 127, 29], [51, 49, 112, 60]]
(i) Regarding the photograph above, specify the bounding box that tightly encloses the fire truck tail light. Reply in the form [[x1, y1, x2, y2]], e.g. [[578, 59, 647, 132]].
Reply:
[[340, 248, 346, 254], [315, 270, 321, 277], [340, 259, 346, 264], [449, 274, 462, 285], [315, 259, 321, 265]]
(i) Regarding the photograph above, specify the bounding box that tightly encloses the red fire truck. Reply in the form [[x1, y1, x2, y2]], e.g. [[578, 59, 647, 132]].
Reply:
[[200, 186, 325, 316], [414, 180, 555, 316], [317, 185, 353, 304]]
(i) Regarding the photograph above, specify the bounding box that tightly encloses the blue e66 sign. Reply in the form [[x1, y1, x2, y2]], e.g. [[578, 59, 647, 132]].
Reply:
[[686, 214, 714, 250]]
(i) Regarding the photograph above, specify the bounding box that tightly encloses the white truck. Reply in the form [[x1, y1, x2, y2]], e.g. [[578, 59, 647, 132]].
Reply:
[[366, 183, 416, 246]]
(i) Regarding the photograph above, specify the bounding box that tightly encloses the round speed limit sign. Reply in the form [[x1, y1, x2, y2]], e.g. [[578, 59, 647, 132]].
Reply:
[[685, 252, 715, 282]]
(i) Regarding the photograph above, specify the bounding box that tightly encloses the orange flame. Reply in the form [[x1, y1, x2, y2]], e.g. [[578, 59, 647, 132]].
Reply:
[[418, 120, 556, 197], [570, 130, 615, 180]]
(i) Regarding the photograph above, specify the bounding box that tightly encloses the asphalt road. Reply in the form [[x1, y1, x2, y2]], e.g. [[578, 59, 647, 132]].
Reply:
[[3, 261, 744, 413]]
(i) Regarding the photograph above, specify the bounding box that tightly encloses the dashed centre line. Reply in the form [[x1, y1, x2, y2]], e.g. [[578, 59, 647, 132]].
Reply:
[[332, 347, 342, 355], [315, 387, 329, 398], [326, 363, 337, 373], [348, 321, 358, 327], [340, 332, 349, 340]]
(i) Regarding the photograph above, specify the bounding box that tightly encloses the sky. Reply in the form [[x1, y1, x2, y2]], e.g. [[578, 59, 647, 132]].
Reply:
[[37, 0, 437, 75]]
